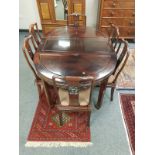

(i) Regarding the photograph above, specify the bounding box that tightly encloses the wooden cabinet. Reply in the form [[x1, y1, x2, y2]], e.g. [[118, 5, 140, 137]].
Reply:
[[97, 0, 135, 39], [36, 0, 66, 35], [36, 0, 85, 35]]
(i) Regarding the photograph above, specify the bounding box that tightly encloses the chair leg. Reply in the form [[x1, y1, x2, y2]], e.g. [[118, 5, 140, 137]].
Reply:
[[42, 80, 54, 108], [110, 86, 115, 101], [59, 111, 63, 126], [87, 111, 91, 127], [36, 84, 41, 98]]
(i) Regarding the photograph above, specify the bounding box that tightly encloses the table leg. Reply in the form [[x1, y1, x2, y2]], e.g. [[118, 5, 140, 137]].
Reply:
[[95, 79, 108, 110]]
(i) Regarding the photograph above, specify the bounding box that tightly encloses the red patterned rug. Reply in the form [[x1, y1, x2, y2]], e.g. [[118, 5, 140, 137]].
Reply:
[[119, 93, 135, 155], [25, 93, 92, 147]]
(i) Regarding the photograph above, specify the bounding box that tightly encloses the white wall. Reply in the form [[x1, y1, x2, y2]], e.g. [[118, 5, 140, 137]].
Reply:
[[86, 0, 99, 27], [19, 0, 99, 29], [19, 0, 41, 29]]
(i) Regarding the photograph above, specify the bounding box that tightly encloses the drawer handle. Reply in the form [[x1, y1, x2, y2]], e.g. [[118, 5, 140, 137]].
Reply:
[[132, 12, 135, 17], [127, 31, 131, 35], [129, 21, 134, 26], [112, 3, 116, 7], [110, 11, 114, 16], [109, 22, 113, 25]]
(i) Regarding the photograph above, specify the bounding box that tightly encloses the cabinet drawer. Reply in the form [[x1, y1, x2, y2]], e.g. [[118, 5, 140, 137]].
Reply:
[[103, 1, 135, 8], [119, 27, 135, 37], [102, 9, 135, 17], [101, 18, 135, 26], [100, 27, 135, 38]]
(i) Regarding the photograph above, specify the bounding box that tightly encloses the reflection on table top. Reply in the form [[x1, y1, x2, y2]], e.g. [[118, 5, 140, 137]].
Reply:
[[41, 37, 111, 53]]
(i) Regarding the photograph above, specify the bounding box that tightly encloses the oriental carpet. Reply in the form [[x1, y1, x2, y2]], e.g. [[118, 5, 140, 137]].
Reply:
[[119, 93, 135, 155], [25, 93, 92, 147]]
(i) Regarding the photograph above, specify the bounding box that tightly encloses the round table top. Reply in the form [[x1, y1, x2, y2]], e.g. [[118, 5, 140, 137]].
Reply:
[[34, 26, 117, 84]]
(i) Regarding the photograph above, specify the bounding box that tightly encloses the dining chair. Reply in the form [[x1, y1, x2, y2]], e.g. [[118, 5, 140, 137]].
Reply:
[[67, 13, 86, 28], [22, 35, 44, 100], [51, 75, 94, 126], [107, 39, 129, 101], [29, 22, 44, 46]]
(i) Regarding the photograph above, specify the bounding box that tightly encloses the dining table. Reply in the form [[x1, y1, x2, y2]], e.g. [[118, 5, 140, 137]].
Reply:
[[33, 26, 117, 109]]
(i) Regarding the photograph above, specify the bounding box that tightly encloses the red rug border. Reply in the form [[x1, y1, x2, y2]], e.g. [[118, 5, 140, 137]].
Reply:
[[119, 93, 135, 155]]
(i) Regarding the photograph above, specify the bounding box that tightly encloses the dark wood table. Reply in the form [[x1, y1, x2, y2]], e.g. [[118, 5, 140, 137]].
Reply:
[[34, 26, 117, 109]]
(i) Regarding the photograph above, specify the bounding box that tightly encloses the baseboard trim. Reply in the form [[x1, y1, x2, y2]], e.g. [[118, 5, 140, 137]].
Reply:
[[126, 39, 135, 43], [19, 29, 29, 32], [19, 29, 42, 32]]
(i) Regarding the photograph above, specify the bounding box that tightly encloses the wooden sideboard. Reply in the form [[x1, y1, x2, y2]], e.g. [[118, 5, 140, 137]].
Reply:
[[97, 0, 135, 39], [36, 0, 86, 35]]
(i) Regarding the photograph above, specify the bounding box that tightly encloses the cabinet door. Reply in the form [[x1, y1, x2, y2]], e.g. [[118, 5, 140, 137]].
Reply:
[[36, 0, 67, 35], [67, 0, 85, 14], [36, 0, 54, 23]]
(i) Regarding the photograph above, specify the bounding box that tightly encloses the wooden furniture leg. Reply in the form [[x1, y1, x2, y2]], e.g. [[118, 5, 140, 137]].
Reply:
[[87, 111, 91, 127], [59, 111, 63, 126], [110, 85, 115, 101], [95, 79, 108, 110]]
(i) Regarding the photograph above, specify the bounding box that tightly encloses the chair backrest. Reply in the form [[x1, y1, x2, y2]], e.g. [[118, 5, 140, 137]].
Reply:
[[53, 76, 94, 106], [112, 38, 122, 54], [22, 35, 39, 80], [112, 39, 129, 82], [67, 13, 86, 27], [29, 23, 42, 46], [107, 24, 120, 50]]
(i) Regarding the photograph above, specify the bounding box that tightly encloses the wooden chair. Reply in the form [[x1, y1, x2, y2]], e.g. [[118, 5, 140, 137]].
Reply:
[[62, 0, 68, 19], [22, 35, 44, 100], [23, 35, 55, 108], [107, 39, 129, 101], [67, 13, 86, 28], [52, 76, 94, 126], [29, 23, 44, 46]]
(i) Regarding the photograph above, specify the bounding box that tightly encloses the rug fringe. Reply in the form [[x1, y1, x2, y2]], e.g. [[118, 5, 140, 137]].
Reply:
[[25, 141, 93, 148]]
